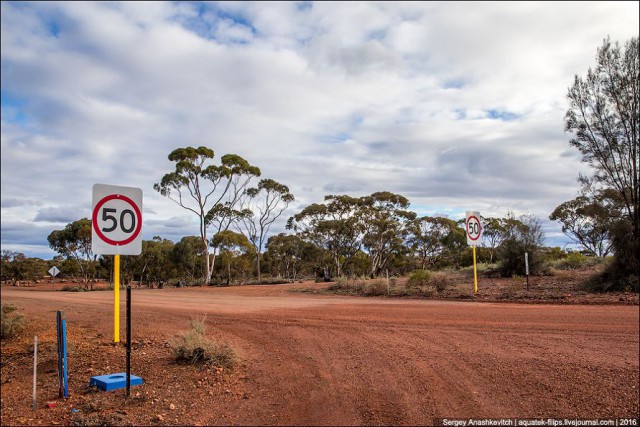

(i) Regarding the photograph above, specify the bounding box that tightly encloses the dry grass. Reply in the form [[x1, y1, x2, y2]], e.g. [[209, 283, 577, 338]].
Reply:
[[1, 302, 25, 339], [170, 316, 238, 369]]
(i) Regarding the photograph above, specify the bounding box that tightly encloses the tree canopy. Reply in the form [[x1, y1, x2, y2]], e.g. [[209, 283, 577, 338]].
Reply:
[[563, 36, 639, 281]]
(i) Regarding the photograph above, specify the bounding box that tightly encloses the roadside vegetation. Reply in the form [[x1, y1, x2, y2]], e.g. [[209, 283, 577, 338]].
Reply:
[[170, 316, 238, 369], [1, 302, 25, 340], [1, 36, 637, 294]]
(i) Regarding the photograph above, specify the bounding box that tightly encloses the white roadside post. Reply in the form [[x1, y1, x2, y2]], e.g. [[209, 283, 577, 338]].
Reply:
[[465, 211, 483, 294], [525, 252, 530, 291]]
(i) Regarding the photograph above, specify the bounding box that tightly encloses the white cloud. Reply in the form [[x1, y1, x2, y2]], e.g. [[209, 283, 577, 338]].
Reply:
[[1, 1, 638, 257]]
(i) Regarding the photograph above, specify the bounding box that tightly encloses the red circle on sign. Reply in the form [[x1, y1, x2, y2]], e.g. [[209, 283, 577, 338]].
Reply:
[[92, 194, 142, 246], [466, 215, 482, 241]]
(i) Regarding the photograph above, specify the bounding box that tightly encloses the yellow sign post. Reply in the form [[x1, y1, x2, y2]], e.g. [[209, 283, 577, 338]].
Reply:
[[91, 184, 142, 343], [472, 245, 478, 293], [465, 211, 482, 294], [114, 254, 120, 343]]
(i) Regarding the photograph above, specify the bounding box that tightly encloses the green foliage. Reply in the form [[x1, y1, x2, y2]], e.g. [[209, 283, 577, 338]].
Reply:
[[47, 219, 97, 287], [428, 271, 451, 292], [480, 217, 507, 263], [406, 270, 430, 288], [549, 192, 614, 256], [324, 271, 484, 298], [565, 36, 639, 282], [590, 219, 640, 292], [497, 213, 546, 277], [211, 230, 254, 285], [170, 316, 238, 368], [358, 192, 416, 278], [264, 234, 315, 281], [154, 146, 261, 283], [236, 178, 295, 282], [328, 277, 388, 296], [543, 247, 567, 262], [172, 236, 206, 285], [1, 251, 49, 283], [1, 302, 25, 339], [550, 252, 603, 270], [287, 195, 362, 278], [365, 280, 387, 296], [407, 217, 470, 270]]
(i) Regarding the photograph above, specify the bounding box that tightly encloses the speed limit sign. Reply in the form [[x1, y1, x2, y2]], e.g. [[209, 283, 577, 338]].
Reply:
[[465, 211, 482, 246], [92, 184, 142, 255]]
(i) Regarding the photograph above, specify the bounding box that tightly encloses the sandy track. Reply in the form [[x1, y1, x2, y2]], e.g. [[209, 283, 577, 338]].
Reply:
[[2, 285, 638, 425]]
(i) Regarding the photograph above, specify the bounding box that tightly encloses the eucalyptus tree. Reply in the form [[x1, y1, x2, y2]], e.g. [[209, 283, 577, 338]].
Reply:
[[549, 190, 617, 257], [47, 218, 97, 287], [481, 217, 507, 263], [265, 233, 319, 281], [0, 251, 48, 284], [287, 195, 362, 278], [154, 147, 260, 283], [443, 219, 468, 268], [358, 192, 416, 278], [498, 212, 546, 277], [235, 179, 294, 282], [211, 230, 254, 285], [172, 236, 206, 285], [564, 36, 639, 279], [138, 237, 176, 288], [407, 216, 455, 270]]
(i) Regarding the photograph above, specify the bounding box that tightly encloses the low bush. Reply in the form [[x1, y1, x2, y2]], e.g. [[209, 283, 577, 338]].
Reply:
[[428, 271, 451, 292], [416, 285, 436, 297], [61, 285, 85, 292], [170, 316, 238, 369], [406, 270, 430, 288], [364, 280, 387, 296], [552, 253, 605, 270], [1, 302, 25, 339]]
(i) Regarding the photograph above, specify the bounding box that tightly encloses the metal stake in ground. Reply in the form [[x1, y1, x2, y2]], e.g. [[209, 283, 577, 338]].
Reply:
[[33, 336, 37, 412], [525, 252, 530, 291], [126, 285, 131, 398], [56, 311, 69, 398]]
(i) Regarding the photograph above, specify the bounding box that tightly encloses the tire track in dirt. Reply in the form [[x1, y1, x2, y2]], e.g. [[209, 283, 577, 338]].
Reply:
[[2, 287, 638, 425]]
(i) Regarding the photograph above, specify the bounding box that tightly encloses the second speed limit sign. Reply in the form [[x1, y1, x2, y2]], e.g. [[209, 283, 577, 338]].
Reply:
[[465, 211, 482, 246], [92, 184, 142, 255]]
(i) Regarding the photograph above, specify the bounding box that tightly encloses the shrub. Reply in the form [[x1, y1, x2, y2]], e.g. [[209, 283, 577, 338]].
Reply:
[[416, 285, 436, 297], [459, 263, 498, 278], [407, 270, 430, 288], [365, 280, 387, 296], [1, 302, 25, 339], [170, 316, 237, 369], [61, 285, 85, 292], [428, 271, 451, 292], [553, 252, 587, 270]]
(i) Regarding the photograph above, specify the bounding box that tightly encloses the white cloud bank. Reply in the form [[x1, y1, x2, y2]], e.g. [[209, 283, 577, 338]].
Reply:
[[1, 1, 638, 258]]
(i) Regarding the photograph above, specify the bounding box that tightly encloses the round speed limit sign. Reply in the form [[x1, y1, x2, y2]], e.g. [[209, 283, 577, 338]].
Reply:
[[465, 211, 482, 246], [92, 184, 143, 255]]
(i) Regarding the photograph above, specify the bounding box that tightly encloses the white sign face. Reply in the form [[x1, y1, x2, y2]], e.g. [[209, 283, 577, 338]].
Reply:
[[465, 211, 482, 246], [48, 266, 60, 277], [92, 184, 143, 255]]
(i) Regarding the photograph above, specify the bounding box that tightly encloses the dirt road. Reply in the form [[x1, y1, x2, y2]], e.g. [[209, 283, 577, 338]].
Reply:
[[1, 284, 638, 426]]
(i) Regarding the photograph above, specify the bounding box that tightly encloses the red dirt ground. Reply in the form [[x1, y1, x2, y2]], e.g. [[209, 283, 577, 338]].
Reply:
[[1, 274, 638, 426]]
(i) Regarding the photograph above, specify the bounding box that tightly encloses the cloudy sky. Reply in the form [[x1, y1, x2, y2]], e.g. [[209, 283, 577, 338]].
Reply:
[[1, 1, 638, 259]]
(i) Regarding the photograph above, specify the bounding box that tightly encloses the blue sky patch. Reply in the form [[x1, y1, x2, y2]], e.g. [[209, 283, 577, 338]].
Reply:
[[1, 91, 30, 125], [486, 109, 520, 121]]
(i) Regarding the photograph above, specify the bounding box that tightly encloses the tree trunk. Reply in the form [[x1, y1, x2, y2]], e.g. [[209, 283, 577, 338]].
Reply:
[[256, 252, 262, 283], [203, 238, 210, 285]]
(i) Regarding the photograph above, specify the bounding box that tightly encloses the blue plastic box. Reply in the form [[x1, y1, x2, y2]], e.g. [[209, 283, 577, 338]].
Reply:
[[89, 373, 143, 391]]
